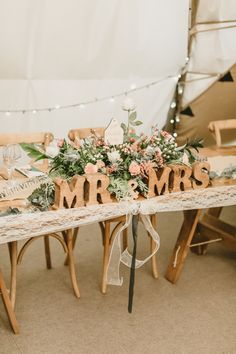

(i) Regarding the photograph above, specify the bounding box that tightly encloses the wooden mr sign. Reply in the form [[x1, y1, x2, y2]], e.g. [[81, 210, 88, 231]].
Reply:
[[52, 162, 210, 209]]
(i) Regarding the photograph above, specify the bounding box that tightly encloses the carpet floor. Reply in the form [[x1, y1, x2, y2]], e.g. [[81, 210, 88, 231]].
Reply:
[[0, 207, 236, 354]]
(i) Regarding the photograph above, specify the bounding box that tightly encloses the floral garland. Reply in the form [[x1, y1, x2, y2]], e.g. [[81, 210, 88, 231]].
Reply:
[[21, 100, 203, 208]]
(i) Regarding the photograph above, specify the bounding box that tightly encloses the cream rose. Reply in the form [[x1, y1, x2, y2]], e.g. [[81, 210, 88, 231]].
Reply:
[[107, 150, 121, 164], [122, 97, 136, 111]]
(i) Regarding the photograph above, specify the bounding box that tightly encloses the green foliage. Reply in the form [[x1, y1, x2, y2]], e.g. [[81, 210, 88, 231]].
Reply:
[[28, 182, 55, 211], [121, 110, 143, 141], [20, 143, 50, 161], [182, 139, 204, 164], [210, 165, 236, 180], [108, 176, 133, 200]]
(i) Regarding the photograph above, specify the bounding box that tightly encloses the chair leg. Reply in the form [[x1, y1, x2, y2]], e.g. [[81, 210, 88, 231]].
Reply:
[[64, 228, 79, 266], [99, 222, 105, 246], [150, 214, 158, 279], [44, 236, 52, 269], [17, 235, 51, 268], [101, 221, 110, 294], [64, 229, 80, 298], [8, 241, 17, 309], [0, 269, 19, 334], [122, 227, 128, 251], [17, 237, 39, 265]]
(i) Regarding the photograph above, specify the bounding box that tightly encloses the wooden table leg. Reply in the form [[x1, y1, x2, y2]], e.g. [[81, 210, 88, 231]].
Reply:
[[8, 241, 17, 309], [165, 209, 202, 284], [191, 207, 223, 255], [64, 229, 80, 298], [0, 269, 19, 334]]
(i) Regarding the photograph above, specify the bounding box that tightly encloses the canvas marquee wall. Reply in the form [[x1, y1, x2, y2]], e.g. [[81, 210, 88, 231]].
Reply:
[[170, 0, 236, 146]]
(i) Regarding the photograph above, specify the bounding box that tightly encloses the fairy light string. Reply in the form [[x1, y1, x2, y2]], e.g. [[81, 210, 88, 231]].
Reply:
[[0, 76, 176, 116]]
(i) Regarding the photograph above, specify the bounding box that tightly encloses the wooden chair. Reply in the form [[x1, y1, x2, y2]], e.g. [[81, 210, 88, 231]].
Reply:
[[0, 132, 62, 307], [68, 127, 105, 145], [208, 119, 236, 149], [0, 132, 53, 172], [68, 128, 158, 294], [0, 269, 19, 334]]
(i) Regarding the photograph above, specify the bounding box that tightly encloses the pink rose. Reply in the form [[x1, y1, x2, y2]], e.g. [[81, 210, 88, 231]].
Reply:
[[84, 163, 98, 174], [129, 161, 141, 176], [96, 160, 105, 169], [161, 130, 172, 140]]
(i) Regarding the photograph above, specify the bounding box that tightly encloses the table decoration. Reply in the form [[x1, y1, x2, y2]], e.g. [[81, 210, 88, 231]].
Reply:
[[4, 106, 208, 311], [20, 109, 206, 206]]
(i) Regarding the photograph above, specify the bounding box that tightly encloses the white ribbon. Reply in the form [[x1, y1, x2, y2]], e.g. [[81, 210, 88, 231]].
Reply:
[[107, 202, 160, 286]]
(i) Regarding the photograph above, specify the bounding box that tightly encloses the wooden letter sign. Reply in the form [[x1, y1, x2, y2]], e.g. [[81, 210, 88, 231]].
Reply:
[[147, 167, 171, 198], [192, 162, 210, 189], [85, 173, 112, 205], [170, 165, 192, 193], [52, 175, 86, 209]]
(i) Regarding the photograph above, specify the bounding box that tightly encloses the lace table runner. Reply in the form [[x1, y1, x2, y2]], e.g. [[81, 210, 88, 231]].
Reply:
[[0, 184, 236, 245]]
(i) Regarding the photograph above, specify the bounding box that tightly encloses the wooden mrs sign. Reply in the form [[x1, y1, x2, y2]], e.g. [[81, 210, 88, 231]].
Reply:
[[52, 162, 210, 209], [147, 162, 210, 198]]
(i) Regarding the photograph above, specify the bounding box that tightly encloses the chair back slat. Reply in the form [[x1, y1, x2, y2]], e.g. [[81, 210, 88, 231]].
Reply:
[[68, 128, 104, 143], [0, 132, 53, 147]]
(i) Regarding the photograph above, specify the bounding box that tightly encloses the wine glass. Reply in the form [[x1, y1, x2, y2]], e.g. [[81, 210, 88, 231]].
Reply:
[[2, 144, 22, 184]]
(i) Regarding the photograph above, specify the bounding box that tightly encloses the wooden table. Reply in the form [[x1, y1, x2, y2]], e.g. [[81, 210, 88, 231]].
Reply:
[[0, 182, 236, 333]]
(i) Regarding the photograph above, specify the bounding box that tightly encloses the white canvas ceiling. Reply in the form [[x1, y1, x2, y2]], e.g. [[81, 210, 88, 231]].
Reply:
[[182, 0, 236, 107], [0, 0, 189, 137]]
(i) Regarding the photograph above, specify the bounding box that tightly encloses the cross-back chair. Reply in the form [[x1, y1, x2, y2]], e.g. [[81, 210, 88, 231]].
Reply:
[[67, 127, 158, 294]]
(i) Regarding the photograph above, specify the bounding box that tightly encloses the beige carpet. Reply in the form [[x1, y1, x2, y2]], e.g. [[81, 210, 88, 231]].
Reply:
[[0, 207, 236, 354]]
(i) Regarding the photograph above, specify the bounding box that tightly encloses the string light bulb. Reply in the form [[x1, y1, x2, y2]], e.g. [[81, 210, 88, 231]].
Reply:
[[178, 85, 183, 94], [170, 101, 177, 109]]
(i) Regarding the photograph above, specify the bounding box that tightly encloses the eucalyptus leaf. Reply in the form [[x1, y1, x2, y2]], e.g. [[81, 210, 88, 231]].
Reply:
[[121, 123, 127, 132], [129, 111, 137, 122], [133, 120, 142, 126]]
